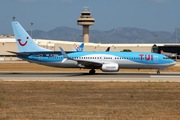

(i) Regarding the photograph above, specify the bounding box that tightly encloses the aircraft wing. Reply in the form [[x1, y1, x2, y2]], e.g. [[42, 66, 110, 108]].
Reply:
[[72, 59, 102, 67], [59, 47, 102, 68], [7, 51, 30, 56]]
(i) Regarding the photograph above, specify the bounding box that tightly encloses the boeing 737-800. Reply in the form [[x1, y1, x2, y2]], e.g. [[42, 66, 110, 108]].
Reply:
[[9, 21, 176, 74]]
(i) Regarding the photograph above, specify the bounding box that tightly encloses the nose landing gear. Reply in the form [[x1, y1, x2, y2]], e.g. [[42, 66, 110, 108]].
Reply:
[[157, 68, 166, 74]]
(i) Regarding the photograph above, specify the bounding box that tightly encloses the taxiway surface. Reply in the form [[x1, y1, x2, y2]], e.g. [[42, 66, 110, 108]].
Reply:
[[0, 72, 180, 82]]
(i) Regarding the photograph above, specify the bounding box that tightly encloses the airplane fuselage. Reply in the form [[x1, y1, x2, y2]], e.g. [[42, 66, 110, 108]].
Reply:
[[17, 51, 175, 70]]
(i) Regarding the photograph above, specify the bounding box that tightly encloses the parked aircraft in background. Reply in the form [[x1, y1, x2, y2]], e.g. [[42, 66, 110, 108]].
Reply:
[[73, 44, 110, 52], [9, 21, 176, 74], [72, 43, 84, 52], [105, 47, 110, 52]]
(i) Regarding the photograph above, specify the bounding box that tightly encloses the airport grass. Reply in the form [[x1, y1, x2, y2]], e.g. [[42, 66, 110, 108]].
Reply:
[[0, 81, 180, 119], [0, 63, 180, 73], [0, 63, 180, 119]]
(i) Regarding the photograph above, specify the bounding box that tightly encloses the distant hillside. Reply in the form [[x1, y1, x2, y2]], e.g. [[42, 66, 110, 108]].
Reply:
[[27, 27, 180, 43]]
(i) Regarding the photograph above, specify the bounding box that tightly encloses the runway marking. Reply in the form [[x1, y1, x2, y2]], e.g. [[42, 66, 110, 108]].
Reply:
[[151, 76, 180, 78], [0, 72, 180, 82]]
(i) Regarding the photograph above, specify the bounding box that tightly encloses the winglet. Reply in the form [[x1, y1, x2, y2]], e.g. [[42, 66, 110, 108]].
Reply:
[[59, 47, 68, 58], [59, 47, 69, 63]]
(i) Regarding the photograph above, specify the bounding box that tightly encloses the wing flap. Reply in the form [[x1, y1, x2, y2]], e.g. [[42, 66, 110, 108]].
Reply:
[[73, 59, 102, 67]]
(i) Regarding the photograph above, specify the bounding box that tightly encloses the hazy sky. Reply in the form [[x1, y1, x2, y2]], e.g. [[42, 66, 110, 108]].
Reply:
[[0, 0, 180, 34]]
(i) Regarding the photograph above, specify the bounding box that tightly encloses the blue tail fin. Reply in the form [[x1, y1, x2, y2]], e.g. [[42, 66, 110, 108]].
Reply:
[[72, 43, 84, 52], [76, 43, 84, 52], [72, 47, 76, 51], [11, 21, 51, 52]]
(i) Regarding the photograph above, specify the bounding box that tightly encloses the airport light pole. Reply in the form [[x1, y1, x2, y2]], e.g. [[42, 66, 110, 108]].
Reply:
[[175, 28, 179, 44], [13, 17, 15, 37], [79, 35, 83, 42], [13, 17, 15, 21], [31, 23, 33, 38], [154, 35, 157, 44], [74, 34, 76, 42]]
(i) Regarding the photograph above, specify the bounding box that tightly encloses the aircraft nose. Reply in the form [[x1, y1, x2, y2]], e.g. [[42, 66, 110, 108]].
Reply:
[[170, 59, 176, 66]]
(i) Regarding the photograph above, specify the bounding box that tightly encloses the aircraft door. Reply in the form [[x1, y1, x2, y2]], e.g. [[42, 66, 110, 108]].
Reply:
[[39, 54, 43, 61], [99, 56, 102, 61], [99, 56, 106, 63], [154, 56, 158, 63]]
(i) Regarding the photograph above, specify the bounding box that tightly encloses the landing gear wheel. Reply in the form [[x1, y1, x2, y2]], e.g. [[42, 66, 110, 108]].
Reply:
[[89, 69, 95, 74], [157, 71, 160, 74]]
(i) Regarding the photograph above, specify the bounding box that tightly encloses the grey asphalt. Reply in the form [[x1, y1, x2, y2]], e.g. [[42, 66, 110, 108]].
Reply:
[[0, 72, 180, 82]]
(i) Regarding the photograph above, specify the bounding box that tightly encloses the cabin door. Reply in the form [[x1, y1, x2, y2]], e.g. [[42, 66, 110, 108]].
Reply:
[[39, 54, 43, 61], [154, 56, 158, 63]]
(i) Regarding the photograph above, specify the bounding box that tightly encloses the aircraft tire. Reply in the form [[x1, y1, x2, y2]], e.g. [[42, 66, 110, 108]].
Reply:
[[89, 69, 95, 74], [157, 71, 160, 74]]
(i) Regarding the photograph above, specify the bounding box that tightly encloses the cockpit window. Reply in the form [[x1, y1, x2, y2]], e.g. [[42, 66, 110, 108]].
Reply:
[[163, 57, 168, 59]]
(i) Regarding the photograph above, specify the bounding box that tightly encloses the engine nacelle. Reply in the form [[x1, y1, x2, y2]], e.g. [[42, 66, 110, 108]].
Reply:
[[101, 63, 119, 72]]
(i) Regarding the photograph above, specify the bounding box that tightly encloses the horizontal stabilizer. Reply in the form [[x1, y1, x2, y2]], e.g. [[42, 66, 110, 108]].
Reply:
[[7, 51, 30, 56]]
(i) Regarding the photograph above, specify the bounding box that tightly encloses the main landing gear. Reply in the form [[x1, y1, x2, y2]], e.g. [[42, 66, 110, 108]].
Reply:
[[89, 69, 95, 74], [157, 70, 160, 74]]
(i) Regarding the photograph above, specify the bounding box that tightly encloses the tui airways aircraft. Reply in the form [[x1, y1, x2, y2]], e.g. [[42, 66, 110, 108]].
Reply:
[[9, 21, 176, 74]]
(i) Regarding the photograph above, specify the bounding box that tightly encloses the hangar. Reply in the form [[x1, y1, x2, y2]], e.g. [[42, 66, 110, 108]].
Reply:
[[158, 45, 180, 55]]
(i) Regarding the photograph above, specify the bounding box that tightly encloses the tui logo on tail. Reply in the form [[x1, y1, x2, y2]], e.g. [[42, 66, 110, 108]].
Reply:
[[17, 37, 28, 46]]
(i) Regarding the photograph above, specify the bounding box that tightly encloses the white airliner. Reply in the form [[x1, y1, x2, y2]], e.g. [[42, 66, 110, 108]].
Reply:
[[9, 21, 176, 74]]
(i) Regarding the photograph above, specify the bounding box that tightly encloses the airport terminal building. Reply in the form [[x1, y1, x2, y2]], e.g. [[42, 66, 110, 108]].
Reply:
[[1, 37, 179, 61]]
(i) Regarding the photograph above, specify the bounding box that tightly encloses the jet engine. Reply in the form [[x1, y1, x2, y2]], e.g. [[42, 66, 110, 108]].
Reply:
[[101, 63, 119, 72]]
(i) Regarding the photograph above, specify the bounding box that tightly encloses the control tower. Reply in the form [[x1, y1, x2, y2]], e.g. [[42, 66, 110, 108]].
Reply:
[[77, 8, 95, 43]]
